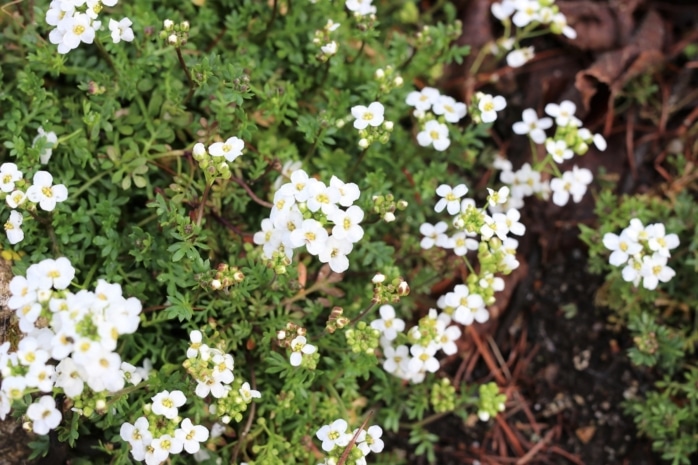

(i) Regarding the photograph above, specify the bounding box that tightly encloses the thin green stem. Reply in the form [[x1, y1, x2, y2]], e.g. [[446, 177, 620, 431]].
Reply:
[[469, 44, 491, 76], [349, 302, 378, 326], [71, 170, 110, 197], [94, 37, 116, 74], [196, 182, 212, 226], [57, 129, 82, 145], [175, 46, 196, 104]]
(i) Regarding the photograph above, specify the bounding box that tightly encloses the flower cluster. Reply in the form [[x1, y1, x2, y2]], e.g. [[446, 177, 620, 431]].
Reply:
[[0, 257, 145, 432], [477, 382, 507, 421], [277, 323, 319, 368], [253, 168, 364, 274], [350, 101, 393, 148], [497, 160, 549, 210], [120, 390, 210, 465], [372, 306, 459, 384], [499, 102, 606, 207], [488, 1, 576, 71], [372, 186, 522, 385], [421, 183, 524, 273], [491, 0, 576, 38], [46, 0, 134, 54], [183, 330, 260, 424], [603, 219, 679, 290], [314, 19, 341, 60], [406, 87, 468, 151], [192, 136, 245, 180], [316, 418, 384, 465], [2, 163, 69, 244]]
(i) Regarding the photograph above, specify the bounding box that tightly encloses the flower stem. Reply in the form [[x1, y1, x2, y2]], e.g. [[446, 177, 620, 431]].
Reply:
[[175, 46, 195, 104]]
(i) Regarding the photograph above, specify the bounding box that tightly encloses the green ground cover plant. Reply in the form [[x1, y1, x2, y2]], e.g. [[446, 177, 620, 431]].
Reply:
[[1, 0, 694, 464]]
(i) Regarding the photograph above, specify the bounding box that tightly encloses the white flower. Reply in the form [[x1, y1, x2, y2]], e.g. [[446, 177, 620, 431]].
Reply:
[[448, 231, 479, 256], [321, 41, 338, 56], [345, 0, 376, 16], [405, 87, 441, 111], [640, 254, 676, 290], [4, 210, 24, 245], [512, 0, 540, 27], [329, 175, 360, 207], [175, 418, 209, 454], [239, 382, 262, 403], [289, 218, 328, 256], [149, 434, 183, 465], [646, 223, 680, 258], [55, 358, 85, 398], [546, 139, 574, 164], [491, 0, 516, 20], [187, 330, 204, 358], [434, 184, 468, 215], [209, 136, 244, 162], [550, 166, 592, 206], [109, 18, 135, 43], [478, 93, 507, 123], [289, 336, 317, 367], [487, 186, 510, 207], [318, 236, 353, 273], [370, 305, 405, 341], [512, 109, 552, 144], [211, 352, 235, 384], [58, 13, 97, 54], [382, 344, 409, 375], [26, 171, 68, 211], [316, 419, 351, 452], [32, 127, 59, 164], [603, 231, 642, 266], [0, 163, 23, 192], [325, 19, 341, 32], [417, 120, 450, 151], [432, 95, 467, 123], [27, 257, 75, 290], [151, 390, 187, 419], [506, 46, 534, 68], [552, 13, 577, 39], [121, 416, 153, 460], [544, 100, 581, 127], [419, 221, 448, 249], [26, 395, 62, 435], [408, 344, 440, 373], [361, 425, 384, 453], [351, 102, 385, 130]]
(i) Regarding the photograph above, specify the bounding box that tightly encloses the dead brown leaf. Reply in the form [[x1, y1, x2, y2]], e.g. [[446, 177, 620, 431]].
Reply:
[[575, 10, 666, 110], [559, 0, 643, 51], [575, 425, 597, 444]]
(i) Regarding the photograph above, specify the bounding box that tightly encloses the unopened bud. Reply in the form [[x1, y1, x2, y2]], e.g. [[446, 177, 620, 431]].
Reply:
[[233, 271, 244, 282], [168, 34, 178, 45], [181, 21, 190, 31], [211, 279, 222, 290], [394, 76, 403, 86], [358, 138, 369, 149], [277, 330, 286, 340], [397, 280, 410, 296], [383, 212, 396, 222], [372, 273, 386, 284], [164, 19, 174, 30], [396, 199, 408, 210], [375, 68, 385, 79], [383, 121, 394, 131]]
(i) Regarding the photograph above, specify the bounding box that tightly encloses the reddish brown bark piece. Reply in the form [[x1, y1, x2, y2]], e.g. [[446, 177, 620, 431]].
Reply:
[[574, 10, 666, 110]]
